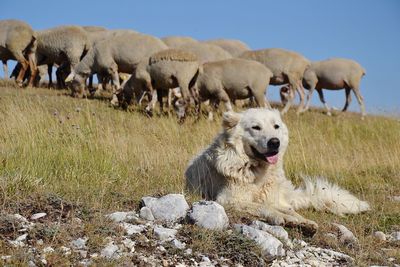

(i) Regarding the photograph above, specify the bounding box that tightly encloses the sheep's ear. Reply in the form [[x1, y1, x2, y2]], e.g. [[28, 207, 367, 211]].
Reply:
[[65, 72, 75, 82], [222, 111, 241, 130]]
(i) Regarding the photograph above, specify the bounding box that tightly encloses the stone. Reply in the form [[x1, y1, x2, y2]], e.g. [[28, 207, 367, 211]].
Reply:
[[30, 213, 47, 220], [121, 238, 135, 253], [141, 194, 189, 222], [79, 259, 92, 267], [250, 220, 291, 246], [42, 246, 54, 254], [188, 201, 229, 230], [171, 239, 186, 249], [70, 237, 87, 250], [389, 231, 400, 241], [105, 211, 137, 223], [120, 222, 145, 235], [11, 214, 29, 224], [100, 242, 119, 259], [331, 223, 358, 245], [373, 231, 386, 241], [28, 260, 37, 267], [60, 246, 71, 256], [140, 206, 155, 221], [153, 226, 178, 241], [234, 224, 285, 259], [15, 233, 28, 242]]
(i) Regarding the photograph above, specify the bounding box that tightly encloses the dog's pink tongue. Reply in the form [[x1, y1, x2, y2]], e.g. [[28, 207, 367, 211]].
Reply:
[[266, 154, 278, 164]]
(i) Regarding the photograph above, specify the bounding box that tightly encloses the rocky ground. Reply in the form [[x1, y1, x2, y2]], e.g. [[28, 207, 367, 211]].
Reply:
[[0, 194, 399, 266]]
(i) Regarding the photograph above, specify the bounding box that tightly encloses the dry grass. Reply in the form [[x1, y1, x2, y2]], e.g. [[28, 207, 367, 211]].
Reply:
[[0, 81, 399, 265]]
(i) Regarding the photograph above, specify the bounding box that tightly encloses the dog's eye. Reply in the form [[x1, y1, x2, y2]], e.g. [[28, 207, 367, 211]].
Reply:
[[252, 125, 261, 130], [274, 124, 280, 129]]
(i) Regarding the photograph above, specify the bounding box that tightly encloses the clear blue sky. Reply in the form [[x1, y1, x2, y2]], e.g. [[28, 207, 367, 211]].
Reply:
[[1, 0, 399, 114]]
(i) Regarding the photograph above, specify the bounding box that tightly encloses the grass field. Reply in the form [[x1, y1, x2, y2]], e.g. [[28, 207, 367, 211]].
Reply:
[[0, 81, 399, 266]]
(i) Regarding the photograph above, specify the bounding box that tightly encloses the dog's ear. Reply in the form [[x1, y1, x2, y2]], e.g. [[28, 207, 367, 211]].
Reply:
[[222, 111, 241, 130]]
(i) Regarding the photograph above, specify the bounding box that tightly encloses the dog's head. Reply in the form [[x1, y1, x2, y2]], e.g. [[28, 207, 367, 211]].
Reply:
[[222, 108, 289, 165]]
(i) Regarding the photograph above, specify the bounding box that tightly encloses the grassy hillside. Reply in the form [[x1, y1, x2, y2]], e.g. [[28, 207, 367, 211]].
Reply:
[[0, 81, 399, 265]]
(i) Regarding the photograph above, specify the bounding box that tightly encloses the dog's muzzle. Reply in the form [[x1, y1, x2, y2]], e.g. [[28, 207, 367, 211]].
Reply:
[[250, 138, 280, 164]]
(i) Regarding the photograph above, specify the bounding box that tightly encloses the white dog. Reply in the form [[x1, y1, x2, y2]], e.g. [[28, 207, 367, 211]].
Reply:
[[185, 108, 370, 231]]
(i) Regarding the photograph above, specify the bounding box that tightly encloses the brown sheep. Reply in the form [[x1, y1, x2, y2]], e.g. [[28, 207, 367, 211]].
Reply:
[[0, 19, 37, 86]]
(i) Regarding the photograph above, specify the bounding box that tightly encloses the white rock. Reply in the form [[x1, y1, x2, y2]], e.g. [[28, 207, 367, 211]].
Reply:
[[153, 226, 177, 241], [28, 260, 37, 267], [8, 239, 25, 247], [332, 223, 358, 245], [235, 224, 285, 259], [60, 246, 71, 256], [90, 253, 99, 258], [70, 237, 87, 250], [1, 255, 11, 260], [36, 239, 44, 245], [373, 231, 387, 241], [15, 233, 28, 242], [139, 207, 155, 221], [121, 238, 135, 253], [185, 248, 192, 255], [100, 242, 119, 259], [11, 214, 29, 224], [105, 211, 137, 223], [141, 194, 189, 223], [30, 213, 47, 220], [79, 259, 92, 267], [119, 222, 145, 235], [251, 220, 291, 246], [189, 201, 229, 230], [171, 239, 186, 249], [389, 231, 400, 241], [77, 250, 88, 258], [157, 245, 166, 252], [42, 246, 54, 254], [390, 195, 400, 202]]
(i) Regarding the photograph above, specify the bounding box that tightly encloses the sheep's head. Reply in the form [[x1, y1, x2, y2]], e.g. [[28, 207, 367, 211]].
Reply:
[[65, 71, 88, 98]]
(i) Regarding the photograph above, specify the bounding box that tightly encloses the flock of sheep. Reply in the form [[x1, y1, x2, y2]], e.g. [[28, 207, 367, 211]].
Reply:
[[0, 19, 367, 119]]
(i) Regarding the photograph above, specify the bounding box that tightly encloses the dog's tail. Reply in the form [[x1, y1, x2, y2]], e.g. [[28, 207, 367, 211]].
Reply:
[[289, 176, 370, 216]]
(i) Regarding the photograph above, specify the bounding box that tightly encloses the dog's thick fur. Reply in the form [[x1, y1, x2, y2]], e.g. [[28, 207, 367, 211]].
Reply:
[[185, 108, 370, 229]]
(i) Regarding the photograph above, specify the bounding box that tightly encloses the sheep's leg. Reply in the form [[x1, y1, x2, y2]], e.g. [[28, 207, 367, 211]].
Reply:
[[316, 89, 331, 116], [352, 87, 366, 118], [342, 88, 352, 112], [252, 89, 271, 109], [304, 87, 315, 112], [110, 70, 121, 106], [26, 52, 37, 87], [157, 89, 164, 114], [14, 51, 29, 87], [145, 90, 158, 116], [216, 90, 233, 112], [296, 81, 306, 114], [2, 60, 8, 79], [47, 64, 54, 88], [281, 82, 295, 115], [88, 74, 94, 90]]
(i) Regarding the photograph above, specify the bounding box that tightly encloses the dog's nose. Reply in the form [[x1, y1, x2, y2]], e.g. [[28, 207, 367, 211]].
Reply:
[[267, 138, 280, 150]]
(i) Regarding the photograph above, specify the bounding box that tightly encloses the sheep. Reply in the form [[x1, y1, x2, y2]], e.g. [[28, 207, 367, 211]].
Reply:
[[161, 36, 198, 48], [203, 38, 250, 57], [84, 29, 139, 91], [31, 25, 91, 88], [177, 42, 233, 63], [240, 48, 310, 114], [121, 49, 200, 119], [189, 58, 273, 120], [65, 32, 167, 103], [281, 58, 366, 117], [0, 19, 37, 86]]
